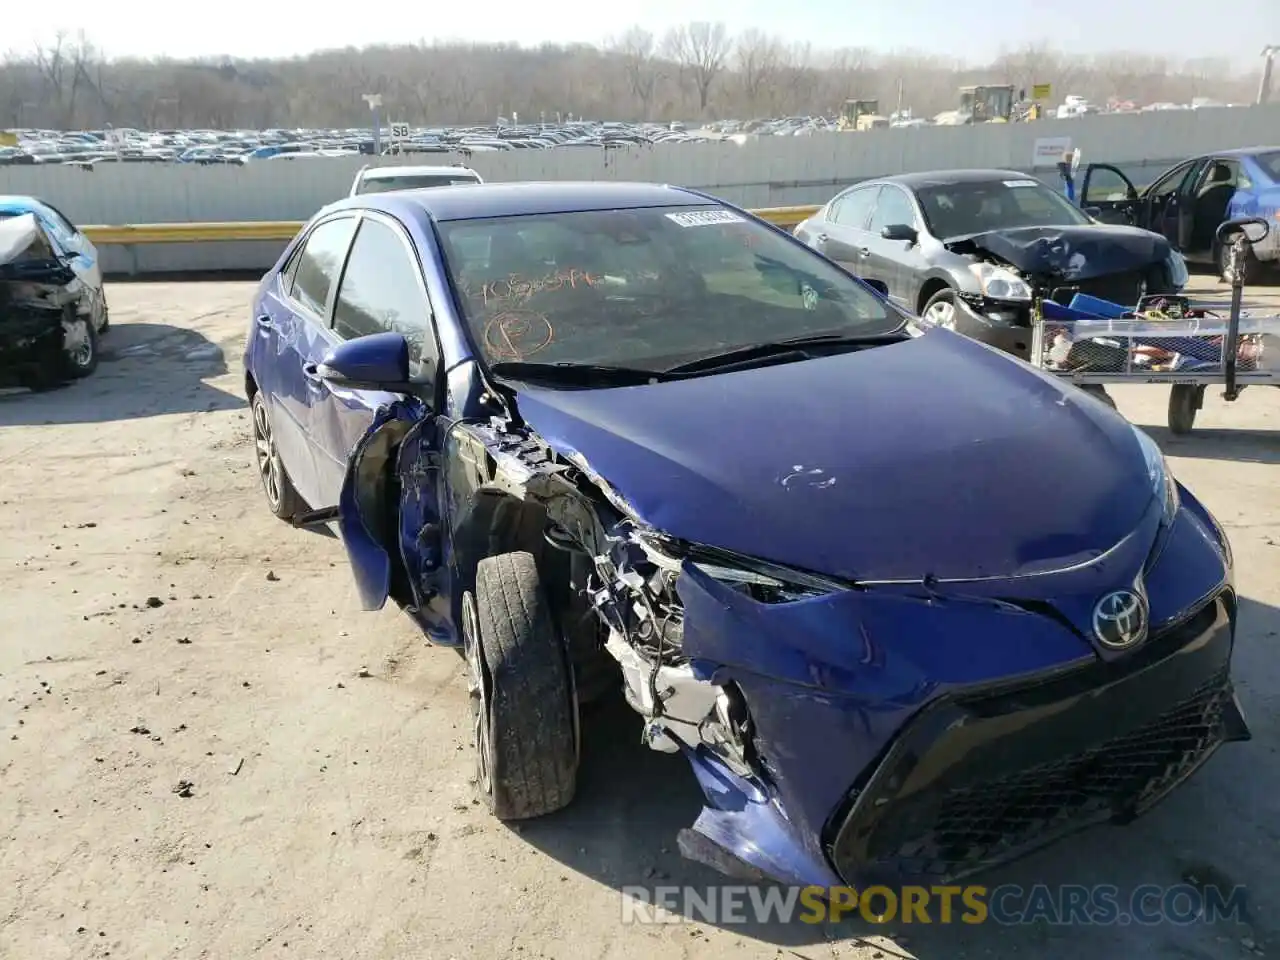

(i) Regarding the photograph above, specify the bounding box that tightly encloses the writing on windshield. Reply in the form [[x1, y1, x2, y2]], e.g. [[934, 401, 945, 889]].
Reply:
[[439, 205, 899, 371]]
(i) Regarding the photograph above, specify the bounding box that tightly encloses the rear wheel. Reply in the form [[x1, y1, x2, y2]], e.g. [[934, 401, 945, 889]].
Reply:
[[61, 314, 99, 379], [466, 551, 578, 820], [250, 392, 304, 520], [1168, 384, 1203, 435]]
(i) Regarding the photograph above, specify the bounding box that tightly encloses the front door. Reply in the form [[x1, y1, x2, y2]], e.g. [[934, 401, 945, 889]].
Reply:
[[313, 213, 443, 509], [863, 184, 926, 307], [1140, 158, 1206, 250], [1079, 164, 1141, 225]]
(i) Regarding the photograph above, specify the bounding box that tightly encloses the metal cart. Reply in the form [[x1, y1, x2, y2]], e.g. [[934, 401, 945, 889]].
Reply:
[[1029, 217, 1280, 434]]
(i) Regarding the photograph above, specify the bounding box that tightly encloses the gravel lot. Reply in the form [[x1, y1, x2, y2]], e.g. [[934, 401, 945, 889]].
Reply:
[[1, 277, 1277, 960]]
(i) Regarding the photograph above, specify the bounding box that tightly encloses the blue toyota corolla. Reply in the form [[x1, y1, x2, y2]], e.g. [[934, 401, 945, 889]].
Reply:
[[243, 181, 1249, 888]]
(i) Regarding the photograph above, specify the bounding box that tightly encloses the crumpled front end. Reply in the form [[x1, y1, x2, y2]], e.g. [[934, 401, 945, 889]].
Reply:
[[0, 213, 80, 387], [587, 485, 1247, 889]]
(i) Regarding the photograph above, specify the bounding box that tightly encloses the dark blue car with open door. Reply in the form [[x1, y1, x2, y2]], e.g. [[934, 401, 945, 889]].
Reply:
[[243, 181, 1249, 889]]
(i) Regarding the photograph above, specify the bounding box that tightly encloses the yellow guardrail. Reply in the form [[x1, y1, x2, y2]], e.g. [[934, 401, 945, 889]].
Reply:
[[80, 205, 822, 245]]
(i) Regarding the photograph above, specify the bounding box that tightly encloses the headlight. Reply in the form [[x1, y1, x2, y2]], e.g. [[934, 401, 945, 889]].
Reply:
[[1133, 425, 1179, 524], [969, 262, 1032, 300], [1165, 250, 1189, 289], [637, 535, 847, 603]]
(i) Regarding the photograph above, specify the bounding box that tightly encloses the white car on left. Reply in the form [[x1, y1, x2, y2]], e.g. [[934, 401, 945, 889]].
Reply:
[[1, 196, 109, 388]]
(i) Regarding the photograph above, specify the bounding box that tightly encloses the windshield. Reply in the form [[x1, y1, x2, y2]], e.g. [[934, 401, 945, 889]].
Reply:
[[436, 205, 901, 372], [357, 174, 479, 194], [1253, 151, 1280, 183], [917, 178, 1092, 238]]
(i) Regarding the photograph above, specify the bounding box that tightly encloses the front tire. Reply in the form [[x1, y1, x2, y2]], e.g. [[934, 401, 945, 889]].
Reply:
[[921, 288, 959, 331], [250, 392, 304, 520], [466, 551, 578, 821]]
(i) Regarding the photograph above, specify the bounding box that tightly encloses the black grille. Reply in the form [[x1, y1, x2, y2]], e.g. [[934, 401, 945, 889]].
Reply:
[[1049, 269, 1153, 308], [828, 593, 1245, 885], [859, 669, 1231, 880]]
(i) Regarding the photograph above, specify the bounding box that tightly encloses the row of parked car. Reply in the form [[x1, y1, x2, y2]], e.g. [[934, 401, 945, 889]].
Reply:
[[0, 121, 720, 167]]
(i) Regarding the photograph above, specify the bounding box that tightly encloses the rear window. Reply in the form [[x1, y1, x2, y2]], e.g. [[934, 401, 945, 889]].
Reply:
[[357, 173, 480, 194]]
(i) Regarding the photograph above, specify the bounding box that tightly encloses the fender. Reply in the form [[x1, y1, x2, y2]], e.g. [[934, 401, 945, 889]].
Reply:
[[337, 399, 425, 610]]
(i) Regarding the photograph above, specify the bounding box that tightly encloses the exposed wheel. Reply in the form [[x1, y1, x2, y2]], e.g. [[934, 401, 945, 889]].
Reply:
[[921, 288, 958, 330], [1079, 384, 1117, 409], [250, 391, 304, 520], [465, 551, 578, 820], [1216, 240, 1258, 285], [61, 314, 99, 378], [1168, 384, 1203, 435]]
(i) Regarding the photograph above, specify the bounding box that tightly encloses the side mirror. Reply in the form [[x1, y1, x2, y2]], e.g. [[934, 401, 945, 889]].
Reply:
[[861, 277, 889, 296], [881, 223, 918, 244], [317, 331, 419, 392]]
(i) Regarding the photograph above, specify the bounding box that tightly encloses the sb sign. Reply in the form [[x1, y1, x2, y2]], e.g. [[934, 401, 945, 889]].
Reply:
[[389, 122, 411, 139], [1031, 83, 1053, 101]]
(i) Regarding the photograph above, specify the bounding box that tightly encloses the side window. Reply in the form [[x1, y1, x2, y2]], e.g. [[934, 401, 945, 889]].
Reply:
[[868, 187, 916, 233], [289, 217, 357, 317], [333, 219, 438, 375], [830, 186, 880, 230], [1149, 161, 1197, 200]]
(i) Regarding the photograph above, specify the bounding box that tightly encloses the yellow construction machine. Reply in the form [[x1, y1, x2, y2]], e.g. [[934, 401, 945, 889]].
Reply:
[[837, 99, 890, 131]]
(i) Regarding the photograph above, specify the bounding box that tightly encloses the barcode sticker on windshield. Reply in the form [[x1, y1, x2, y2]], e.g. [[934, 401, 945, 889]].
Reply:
[[1003, 179, 1040, 188], [666, 210, 746, 228]]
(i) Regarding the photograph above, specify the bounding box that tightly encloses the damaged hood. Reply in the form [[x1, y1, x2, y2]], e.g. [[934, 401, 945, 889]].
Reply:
[[511, 331, 1153, 582], [947, 224, 1172, 281]]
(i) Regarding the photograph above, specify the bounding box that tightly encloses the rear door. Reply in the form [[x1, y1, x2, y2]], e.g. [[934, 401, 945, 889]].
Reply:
[[262, 214, 359, 510], [312, 212, 442, 509], [862, 184, 927, 306], [819, 184, 880, 275]]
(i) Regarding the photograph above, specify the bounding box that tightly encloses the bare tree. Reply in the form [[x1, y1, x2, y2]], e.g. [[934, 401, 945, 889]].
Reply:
[[0, 28, 1262, 131], [662, 21, 732, 113], [610, 28, 662, 120]]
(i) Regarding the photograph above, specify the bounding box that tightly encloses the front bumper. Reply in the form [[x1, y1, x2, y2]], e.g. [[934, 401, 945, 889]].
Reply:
[[827, 589, 1247, 885]]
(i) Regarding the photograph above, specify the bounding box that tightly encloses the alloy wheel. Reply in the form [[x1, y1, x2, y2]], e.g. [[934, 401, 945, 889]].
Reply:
[[925, 299, 957, 330], [64, 318, 94, 369], [252, 399, 282, 508]]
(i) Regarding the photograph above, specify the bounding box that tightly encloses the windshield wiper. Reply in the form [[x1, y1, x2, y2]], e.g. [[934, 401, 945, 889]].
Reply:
[[488, 360, 669, 386], [661, 332, 904, 376]]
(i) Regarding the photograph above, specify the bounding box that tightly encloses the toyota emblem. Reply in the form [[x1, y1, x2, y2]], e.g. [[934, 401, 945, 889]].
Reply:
[[1092, 589, 1148, 649]]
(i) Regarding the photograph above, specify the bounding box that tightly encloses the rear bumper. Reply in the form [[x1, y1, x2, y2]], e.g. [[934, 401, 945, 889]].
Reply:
[[826, 589, 1247, 885]]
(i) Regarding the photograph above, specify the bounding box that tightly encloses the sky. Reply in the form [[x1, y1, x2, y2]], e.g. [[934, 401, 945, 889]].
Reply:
[[6, 0, 1276, 63]]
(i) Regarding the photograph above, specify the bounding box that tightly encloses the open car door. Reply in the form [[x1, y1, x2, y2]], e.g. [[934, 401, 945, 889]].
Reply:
[[1079, 164, 1141, 225]]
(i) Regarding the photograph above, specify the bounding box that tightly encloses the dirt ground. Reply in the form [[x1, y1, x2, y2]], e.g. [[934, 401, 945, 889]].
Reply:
[[0, 277, 1278, 960]]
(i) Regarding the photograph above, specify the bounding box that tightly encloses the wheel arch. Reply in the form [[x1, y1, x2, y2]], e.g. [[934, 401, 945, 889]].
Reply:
[[916, 275, 955, 314]]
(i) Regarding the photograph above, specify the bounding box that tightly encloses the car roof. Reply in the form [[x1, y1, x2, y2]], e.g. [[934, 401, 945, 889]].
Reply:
[[0, 195, 45, 213], [333, 181, 711, 224], [358, 165, 480, 179], [1217, 146, 1280, 158], [868, 169, 1041, 189]]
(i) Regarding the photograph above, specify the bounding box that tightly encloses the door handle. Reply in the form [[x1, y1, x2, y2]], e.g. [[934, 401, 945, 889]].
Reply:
[[858, 247, 871, 257], [302, 361, 324, 385], [255, 314, 272, 330], [815, 232, 829, 243]]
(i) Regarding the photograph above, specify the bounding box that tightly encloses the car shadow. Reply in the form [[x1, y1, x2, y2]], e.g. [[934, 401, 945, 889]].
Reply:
[[1144, 426, 1280, 464], [511, 595, 1279, 956], [0, 321, 244, 426]]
